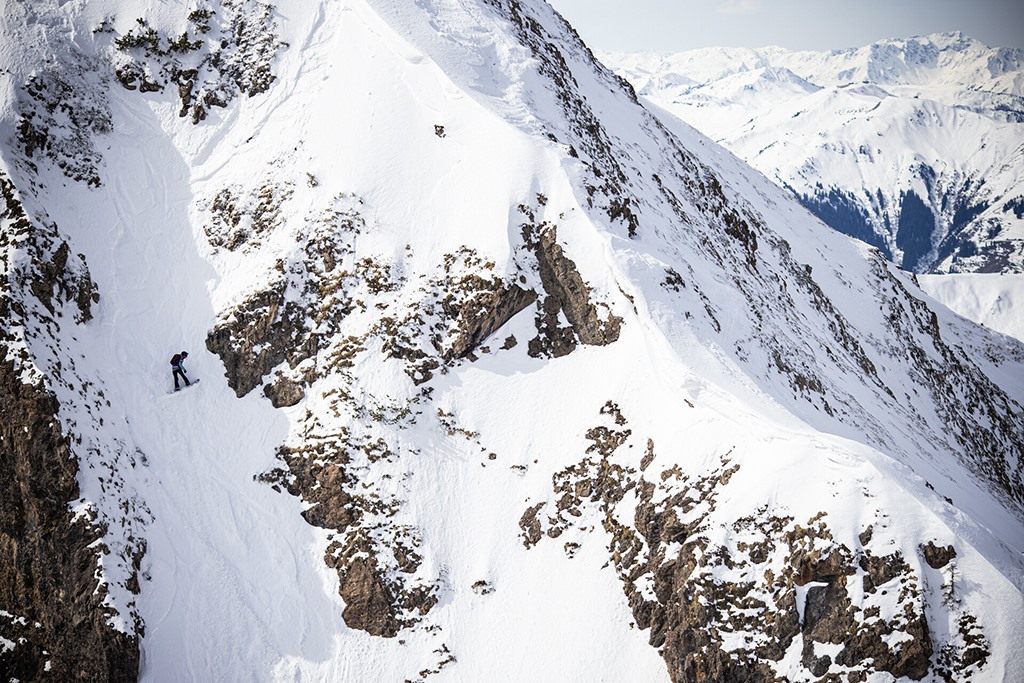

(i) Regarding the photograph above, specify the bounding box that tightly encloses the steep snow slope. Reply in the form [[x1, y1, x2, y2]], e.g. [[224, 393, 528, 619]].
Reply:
[[918, 273, 1024, 343], [1, 2, 1023, 683], [603, 33, 1024, 274]]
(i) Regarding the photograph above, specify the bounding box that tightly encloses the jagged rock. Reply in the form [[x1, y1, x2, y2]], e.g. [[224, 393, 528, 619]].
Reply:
[[206, 284, 319, 397], [442, 280, 536, 360], [524, 223, 622, 358], [30, 241, 99, 323], [266, 446, 354, 530], [0, 358, 138, 682], [112, 3, 284, 124], [534, 226, 621, 344], [519, 403, 974, 682], [336, 556, 401, 638], [261, 435, 438, 638], [264, 376, 304, 408], [860, 550, 910, 592], [15, 66, 112, 187], [520, 503, 545, 547], [922, 541, 956, 569]]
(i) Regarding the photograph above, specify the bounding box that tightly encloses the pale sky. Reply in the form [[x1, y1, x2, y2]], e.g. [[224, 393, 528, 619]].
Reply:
[[545, 0, 1024, 52]]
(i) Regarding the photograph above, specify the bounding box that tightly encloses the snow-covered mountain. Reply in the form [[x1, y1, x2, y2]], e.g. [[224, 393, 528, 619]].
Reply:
[[603, 33, 1024, 274], [2, 3, 1023, 682], [918, 273, 1024, 342]]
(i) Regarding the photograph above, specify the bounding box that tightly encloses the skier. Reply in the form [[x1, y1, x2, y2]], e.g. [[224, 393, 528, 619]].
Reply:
[[170, 351, 191, 390]]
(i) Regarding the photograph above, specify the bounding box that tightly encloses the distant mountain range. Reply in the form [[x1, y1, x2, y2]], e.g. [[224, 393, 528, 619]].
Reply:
[[602, 32, 1024, 273]]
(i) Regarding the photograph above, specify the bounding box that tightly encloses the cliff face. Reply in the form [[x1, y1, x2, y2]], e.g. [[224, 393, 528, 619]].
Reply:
[[0, 360, 138, 682], [521, 403, 990, 683], [1, 172, 140, 679]]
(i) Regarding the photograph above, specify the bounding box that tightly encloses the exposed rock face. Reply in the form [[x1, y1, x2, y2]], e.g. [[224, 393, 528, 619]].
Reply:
[[521, 403, 989, 683], [110, 2, 285, 123], [1, 175, 99, 328], [335, 557, 401, 637], [1, 170, 141, 682], [206, 283, 320, 397], [530, 225, 621, 356], [0, 358, 138, 682], [264, 375, 305, 408], [260, 434, 437, 638], [206, 193, 623, 398], [922, 541, 956, 569], [15, 61, 112, 188], [517, 207, 623, 358], [205, 192, 365, 395], [441, 279, 536, 361]]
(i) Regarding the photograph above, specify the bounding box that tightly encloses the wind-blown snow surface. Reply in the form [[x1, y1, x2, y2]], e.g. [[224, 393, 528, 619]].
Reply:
[[602, 34, 1024, 274], [918, 273, 1024, 343], [1, 1, 1023, 682]]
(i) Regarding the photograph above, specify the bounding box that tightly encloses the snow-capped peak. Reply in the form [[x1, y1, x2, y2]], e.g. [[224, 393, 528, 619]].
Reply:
[[603, 33, 1024, 274]]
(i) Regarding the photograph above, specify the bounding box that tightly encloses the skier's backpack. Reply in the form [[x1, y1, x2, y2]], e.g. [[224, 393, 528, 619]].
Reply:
[[170, 353, 182, 366]]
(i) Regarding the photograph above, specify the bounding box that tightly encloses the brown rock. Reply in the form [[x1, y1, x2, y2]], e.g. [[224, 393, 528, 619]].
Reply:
[[921, 541, 956, 569], [443, 282, 536, 360], [264, 376, 304, 408], [519, 503, 545, 547], [206, 284, 320, 397], [337, 557, 401, 637], [526, 224, 622, 357], [0, 357, 138, 681]]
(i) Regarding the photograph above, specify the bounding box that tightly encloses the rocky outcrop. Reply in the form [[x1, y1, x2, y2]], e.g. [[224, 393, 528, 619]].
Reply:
[[263, 375, 305, 408], [205, 192, 364, 396], [518, 210, 623, 358], [15, 60, 112, 187], [209, 207, 625, 642], [0, 357, 139, 682], [334, 556, 402, 637], [531, 225, 621, 356], [441, 278, 536, 361], [205, 297, 312, 402], [110, 2, 284, 124], [521, 403, 989, 683], [1, 175, 98, 328], [206, 282, 321, 397], [261, 433, 437, 638], [1, 169, 141, 681], [922, 541, 956, 569]]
